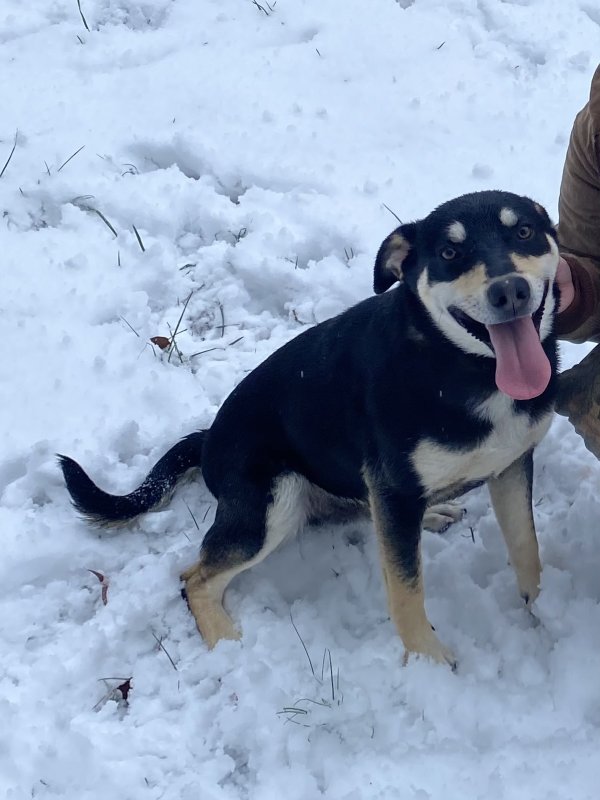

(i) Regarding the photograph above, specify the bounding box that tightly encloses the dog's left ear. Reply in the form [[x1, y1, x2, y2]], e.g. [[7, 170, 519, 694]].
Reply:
[[373, 222, 417, 294], [533, 202, 550, 223], [533, 202, 558, 239]]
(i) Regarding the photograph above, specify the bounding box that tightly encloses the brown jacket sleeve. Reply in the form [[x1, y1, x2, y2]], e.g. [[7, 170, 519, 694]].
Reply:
[[557, 64, 600, 343]]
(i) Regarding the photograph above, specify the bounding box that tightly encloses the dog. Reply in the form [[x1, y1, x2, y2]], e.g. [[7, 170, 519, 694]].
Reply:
[[59, 190, 560, 667]]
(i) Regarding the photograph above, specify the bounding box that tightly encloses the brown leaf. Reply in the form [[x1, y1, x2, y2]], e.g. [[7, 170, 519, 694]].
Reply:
[[150, 336, 171, 350], [88, 569, 109, 605]]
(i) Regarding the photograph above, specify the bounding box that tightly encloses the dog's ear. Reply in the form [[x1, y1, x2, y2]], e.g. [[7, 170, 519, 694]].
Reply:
[[373, 223, 417, 294], [533, 201, 559, 242], [533, 201, 554, 229]]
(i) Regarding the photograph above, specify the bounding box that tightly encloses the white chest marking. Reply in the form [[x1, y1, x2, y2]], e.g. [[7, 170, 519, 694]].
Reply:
[[411, 393, 552, 496]]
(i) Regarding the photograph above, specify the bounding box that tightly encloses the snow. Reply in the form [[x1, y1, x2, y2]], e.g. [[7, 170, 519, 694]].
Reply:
[[2, 0, 600, 797]]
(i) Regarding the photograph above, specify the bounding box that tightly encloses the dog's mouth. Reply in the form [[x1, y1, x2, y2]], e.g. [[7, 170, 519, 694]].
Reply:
[[449, 281, 551, 401], [450, 307, 492, 347]]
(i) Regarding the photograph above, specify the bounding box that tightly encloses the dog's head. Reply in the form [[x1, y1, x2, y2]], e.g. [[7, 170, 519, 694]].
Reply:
[[374, 191, 560, 401]]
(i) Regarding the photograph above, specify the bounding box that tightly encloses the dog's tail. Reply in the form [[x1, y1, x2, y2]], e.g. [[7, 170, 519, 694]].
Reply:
[[57, 431, 206, 527]]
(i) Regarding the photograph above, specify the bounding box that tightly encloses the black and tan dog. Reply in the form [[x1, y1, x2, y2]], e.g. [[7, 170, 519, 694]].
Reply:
[[60, 190, 560, 667]]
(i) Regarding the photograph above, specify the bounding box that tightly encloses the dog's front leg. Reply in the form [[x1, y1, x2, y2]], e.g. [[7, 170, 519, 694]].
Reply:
[[366, 475, 456, 668], [487, 449, 541, 605]]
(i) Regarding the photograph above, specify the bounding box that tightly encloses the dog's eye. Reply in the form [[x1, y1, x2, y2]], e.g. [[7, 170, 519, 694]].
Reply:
[[517, 224, 533, 240], [440, 246, 457, 260]]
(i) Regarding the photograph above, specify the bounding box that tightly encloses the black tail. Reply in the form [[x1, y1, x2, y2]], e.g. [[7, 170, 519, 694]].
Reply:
[[57, 431, 206, 527]]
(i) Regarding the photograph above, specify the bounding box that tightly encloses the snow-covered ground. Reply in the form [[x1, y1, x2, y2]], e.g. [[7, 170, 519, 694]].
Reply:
[[2, 1, 600, 797]]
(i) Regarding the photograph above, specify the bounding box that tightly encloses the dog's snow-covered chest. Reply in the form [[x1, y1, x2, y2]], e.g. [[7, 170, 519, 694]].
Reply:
[[410, 393, 552, 496]]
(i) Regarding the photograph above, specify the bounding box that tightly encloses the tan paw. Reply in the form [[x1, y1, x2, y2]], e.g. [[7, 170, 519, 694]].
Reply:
[[402, 628, 457, 670], [520, 582, 540, 608], [182, 573, 241, 649], [199, 617, 241, 650], [423, 502, 466, 533]]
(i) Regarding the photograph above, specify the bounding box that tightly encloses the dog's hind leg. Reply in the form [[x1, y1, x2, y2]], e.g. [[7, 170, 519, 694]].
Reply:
[[487, 449, 541, 606], [182, 473, 310, 648], [365, 471, 457, 668]]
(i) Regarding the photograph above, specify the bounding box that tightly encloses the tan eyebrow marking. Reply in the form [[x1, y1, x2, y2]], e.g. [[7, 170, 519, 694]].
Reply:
[[499, 207, 518, 227], [447, 221, 466, 243]]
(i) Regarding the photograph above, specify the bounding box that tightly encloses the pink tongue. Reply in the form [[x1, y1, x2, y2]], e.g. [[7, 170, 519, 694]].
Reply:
[[486, 316, 551, 400]]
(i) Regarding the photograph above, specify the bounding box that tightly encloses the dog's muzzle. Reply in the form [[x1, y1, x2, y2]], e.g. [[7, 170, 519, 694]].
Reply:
[[485, 278, 551, 401], [450, 276, 552, 401]]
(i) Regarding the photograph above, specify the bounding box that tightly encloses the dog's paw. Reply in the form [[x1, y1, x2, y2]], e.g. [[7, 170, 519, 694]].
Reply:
[[521, 583, 540, 608], [402, 629, 457, 670], [423, 502, 466, 533], [181, 570, 242, 649]]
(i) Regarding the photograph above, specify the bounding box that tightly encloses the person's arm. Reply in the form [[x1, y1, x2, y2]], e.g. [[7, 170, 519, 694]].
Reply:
[[555, 64, 600, 342], [553, 66, 600, 458]]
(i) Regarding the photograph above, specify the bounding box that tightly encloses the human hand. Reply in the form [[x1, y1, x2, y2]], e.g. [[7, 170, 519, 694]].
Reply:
[[555, 256, 575, 313]]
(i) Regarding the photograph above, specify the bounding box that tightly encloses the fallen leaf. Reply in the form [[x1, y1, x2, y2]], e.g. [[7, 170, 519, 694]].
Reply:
[[88, 569, 109, 605], [150, 336, 171, 350]]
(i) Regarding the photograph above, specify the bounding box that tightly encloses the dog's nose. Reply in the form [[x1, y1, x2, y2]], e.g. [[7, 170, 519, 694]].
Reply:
[[486, 275, 531, 316]]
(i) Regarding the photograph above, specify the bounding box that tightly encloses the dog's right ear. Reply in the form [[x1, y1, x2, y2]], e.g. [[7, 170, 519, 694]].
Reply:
[[373, 223, 417, 294]]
